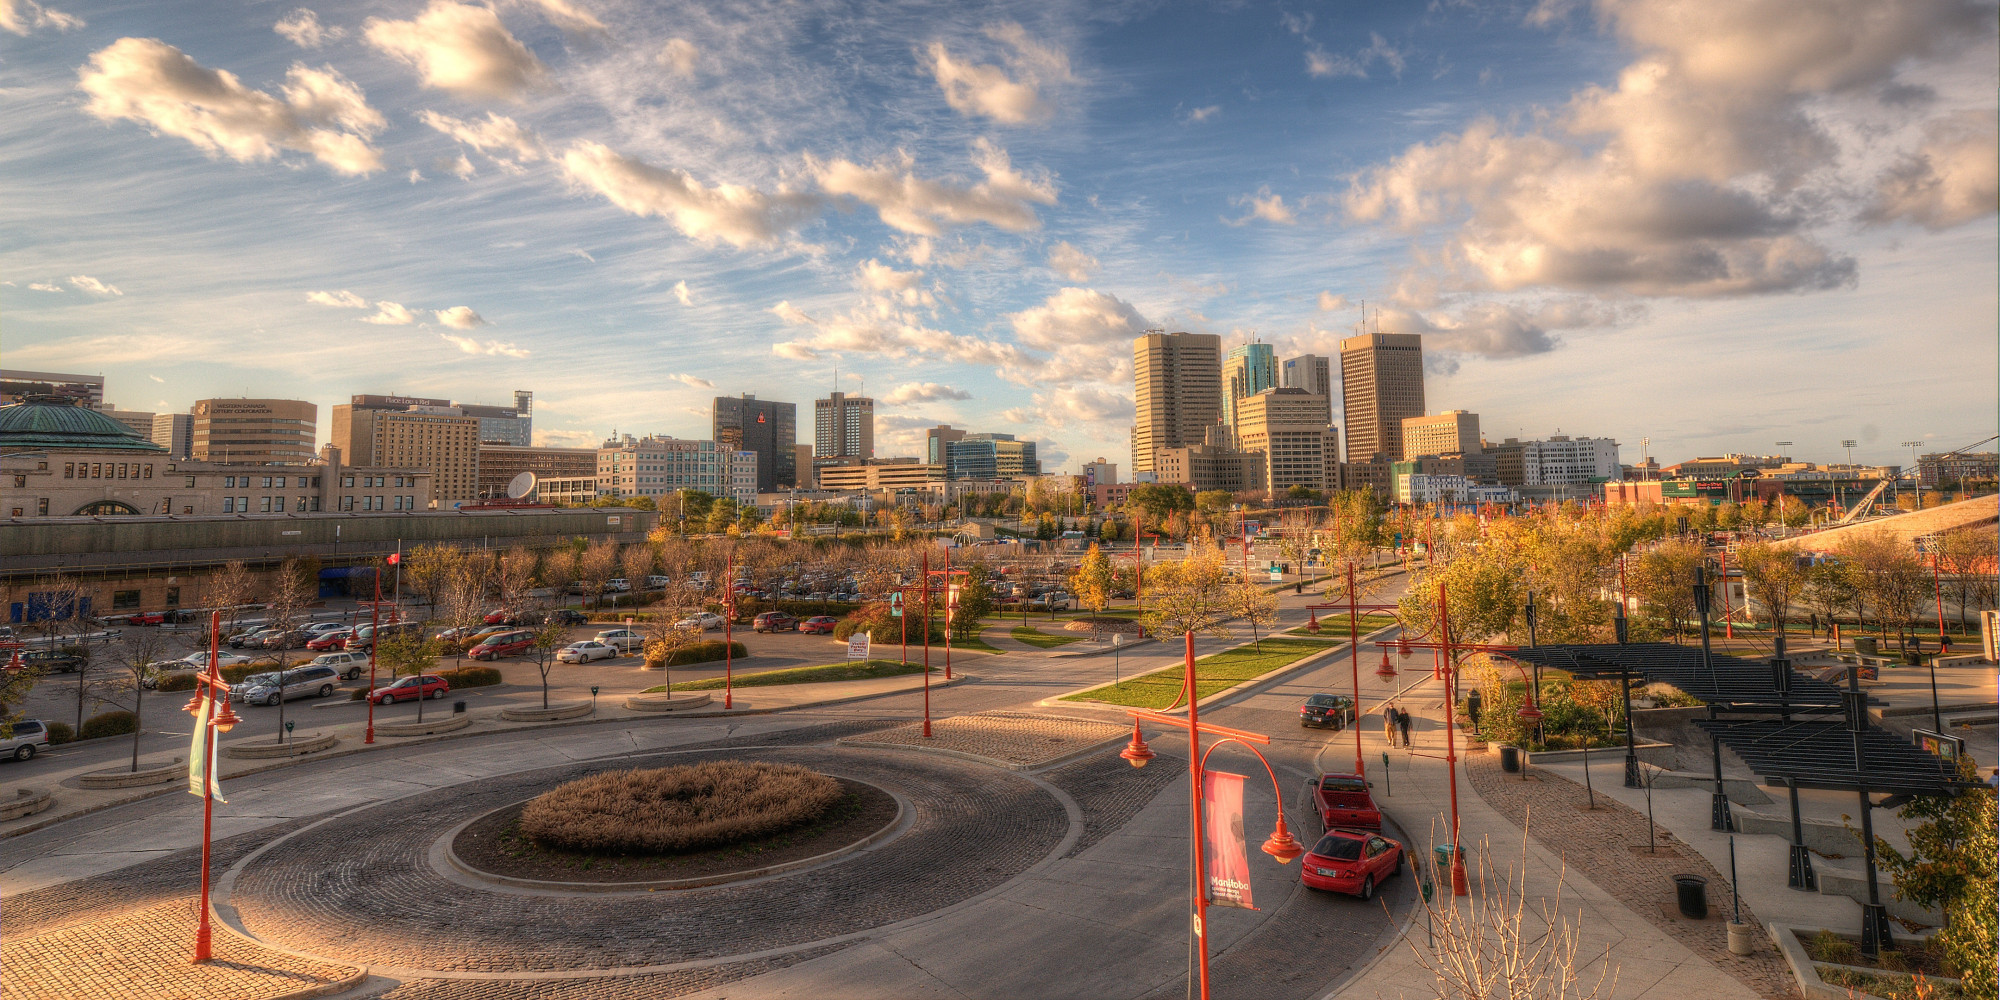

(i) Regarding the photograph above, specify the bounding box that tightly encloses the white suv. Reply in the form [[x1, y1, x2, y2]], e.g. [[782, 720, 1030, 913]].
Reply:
[[1, 719, 51, 761], [308, 650, 371, 680]]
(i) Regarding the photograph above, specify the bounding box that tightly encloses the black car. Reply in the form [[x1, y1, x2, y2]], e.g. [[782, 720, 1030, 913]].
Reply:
[[1299, 693, 1354, 730], [541, 609, 587, 626], [16, 649, 84, 673]]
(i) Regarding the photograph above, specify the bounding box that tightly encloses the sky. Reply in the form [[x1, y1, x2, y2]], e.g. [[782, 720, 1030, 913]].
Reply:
[[3, 0, 1995, 474]]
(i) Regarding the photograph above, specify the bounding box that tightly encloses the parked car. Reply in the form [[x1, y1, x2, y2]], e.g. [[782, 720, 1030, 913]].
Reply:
[[557, 640, 617, 663], [435, 625, 483, 644], [754, 611, 800, 633], [305, 628, 355, 652], [351, 621, 424, 649], [302, 621, 351, 636], [1298, 827, 1402, 900], [800, 616, 839, 635], [120, 611, 167, 626], [540, 609, 587, 626], [369, 674, 450, 704], [1, 719, 51, 761], [469, 630, 534, 660], [260, 629, 311, 650], [1308, 772, 1383, 831], [606, 578, 632, 593], [308, 650, 371, 680], [229, 628, 281, 649], [1299, 693, 1353, 730], [595, 628, 645, 654], [676, 613, 725, 632], [646, 575, 671, 590], [239, 664, 342, 706], [230, 672, 281, 702], [180, 650, 252, 671], [17, 649, 85, 674], [482, 609, 517, 625]]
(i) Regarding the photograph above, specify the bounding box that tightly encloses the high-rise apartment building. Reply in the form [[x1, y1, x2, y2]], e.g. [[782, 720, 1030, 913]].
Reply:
[[1235, 387, 1340, 496], [332, 402, 478, 505], [1, 370, 104, 409], [945, 433, 1038, 480], [727, 451, 759, 504], [1401, 410, 1481, 460], [460, 390, 533, 445], [813, 391, 874, 464], [712, 394, 796, 492], [151, 412, 193, 459], [1082, 458, 1118, 488], [101, 408, 156, 441], [193, 398, 318, 465], [596, 435, 731, 500], [1221, 342, 1278, 434], [1339, 333, 1425, 463], [1280, 354, 1334, 426], [926, 425, 967, 466], [1133, 331, 1222, 477], [1519, 436, 1620, 485]]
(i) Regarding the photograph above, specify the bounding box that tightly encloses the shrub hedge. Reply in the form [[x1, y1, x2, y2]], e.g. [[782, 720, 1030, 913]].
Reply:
[[653, 640, 746, 666], [439, 665, 503, 687], [45, 722, 75, 745], [520, 761, 844, 854], [833, 603, 942, 644], [154, 672, 200, 692], [80, 710, 138, 740]]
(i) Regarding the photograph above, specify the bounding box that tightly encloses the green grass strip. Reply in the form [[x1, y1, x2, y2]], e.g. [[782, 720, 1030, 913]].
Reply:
[[1060, 637, 1336, 709], [1012, 625, 1085, 648], [1287, 614, 1399, 637], [645, 659, 928, 692]]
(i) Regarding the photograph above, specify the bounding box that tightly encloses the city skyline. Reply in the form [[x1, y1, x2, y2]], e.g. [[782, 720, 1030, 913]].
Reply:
[[3, 0, 1994, 472]]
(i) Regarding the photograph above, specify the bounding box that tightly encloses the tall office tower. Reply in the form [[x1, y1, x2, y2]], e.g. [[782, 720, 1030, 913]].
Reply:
[[794, 444, 814, 488], [1132, 331, 1222, 477], [0, 370, 104, 408], [926, 425, 967, 466], [332, 402, 480, 505], [1280, 354, 1335, 425], [459, 390, 533, 445], [1400, 410, 1482, 460], [945, 433, 1038, 479], [813, 391, 874, 464], [151, 412, 193, 458], [712, 394, 796, 492], [1234, 387, 1340, 496], [193, 399, 318, 464], [1339, 333, 1425, 463], [1221, 342, 1278, 433]]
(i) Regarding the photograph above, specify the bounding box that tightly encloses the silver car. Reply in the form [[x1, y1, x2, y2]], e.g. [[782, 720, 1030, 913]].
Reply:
[[0, 719, 51, 761], [239, 665, 342, 706], [594, 629, 645, 654], [308, 650, 371, 681]]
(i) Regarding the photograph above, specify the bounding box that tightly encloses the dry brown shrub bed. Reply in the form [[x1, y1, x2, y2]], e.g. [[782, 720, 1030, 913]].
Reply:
[[520, 761, 845, 854]]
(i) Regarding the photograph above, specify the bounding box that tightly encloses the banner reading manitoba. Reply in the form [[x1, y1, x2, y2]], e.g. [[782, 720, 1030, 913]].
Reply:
[[1203, 770, 1254, 910]]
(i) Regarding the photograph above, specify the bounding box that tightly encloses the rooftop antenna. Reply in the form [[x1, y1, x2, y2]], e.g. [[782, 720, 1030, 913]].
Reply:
[[1640, 436, 1651, 462]]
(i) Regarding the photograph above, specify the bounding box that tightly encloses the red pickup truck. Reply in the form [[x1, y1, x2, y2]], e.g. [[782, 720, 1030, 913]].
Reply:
[[1309, 773, 1383, 831]]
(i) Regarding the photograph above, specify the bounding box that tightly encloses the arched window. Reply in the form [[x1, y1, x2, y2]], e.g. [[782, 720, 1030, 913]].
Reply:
[[73, 499, 141, 516]]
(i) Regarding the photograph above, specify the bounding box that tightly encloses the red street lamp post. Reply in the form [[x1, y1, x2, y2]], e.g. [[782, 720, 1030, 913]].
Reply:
[[723, 554, 735, 709], [920, 549, 933, 738], [188, 610, 242, 962], [1118, 631, 1303, 1000], [1345, 562, 1364, 776]]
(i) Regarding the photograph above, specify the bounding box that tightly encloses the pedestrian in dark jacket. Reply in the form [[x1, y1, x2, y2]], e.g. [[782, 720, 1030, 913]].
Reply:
[[1396, 706, 1413, 747], [1466, 689, 1483, 734]]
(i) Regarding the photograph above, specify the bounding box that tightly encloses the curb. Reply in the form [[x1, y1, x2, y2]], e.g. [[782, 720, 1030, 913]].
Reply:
[[224, 733, 339, 759], [1040, 623, 1399, 712]]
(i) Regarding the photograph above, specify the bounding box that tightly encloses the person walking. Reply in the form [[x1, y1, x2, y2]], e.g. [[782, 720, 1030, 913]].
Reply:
[[1396, 705, 1413, 748], [1466, 688, 1483, 735], [1383, 704, 1398, 747]]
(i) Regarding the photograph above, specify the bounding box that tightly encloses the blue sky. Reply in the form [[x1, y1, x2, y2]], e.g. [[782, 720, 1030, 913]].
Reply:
[[3, 0, 1995, 472]]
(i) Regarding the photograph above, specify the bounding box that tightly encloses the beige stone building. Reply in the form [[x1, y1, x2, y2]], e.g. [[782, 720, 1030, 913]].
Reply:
[[1133, 331, 1222, 478], [1339, 333, 1424, 463], [333, 404, 479, 507], [1401, 410, 1481, 460], [192, 398, 318, 464], [1235, 387, 1340, 497]]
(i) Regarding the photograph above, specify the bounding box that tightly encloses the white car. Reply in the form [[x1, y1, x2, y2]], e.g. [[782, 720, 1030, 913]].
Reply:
[[308, 650, 371, 680], [677, 613, 726, 632], [594, 629, 645, 654], [606, 578, 632, 593], [302, 621, 350, 636], [557, 640, 618, 663], [645, 575, 671, 589], [182, 650, 252, 669]]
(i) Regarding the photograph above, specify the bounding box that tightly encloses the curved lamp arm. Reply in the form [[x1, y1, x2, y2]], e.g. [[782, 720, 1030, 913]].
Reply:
[[1197, 736, 1304, 863]]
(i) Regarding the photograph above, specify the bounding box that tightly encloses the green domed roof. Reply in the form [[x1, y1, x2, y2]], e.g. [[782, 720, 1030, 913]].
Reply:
[[0, 396, 167, 453]]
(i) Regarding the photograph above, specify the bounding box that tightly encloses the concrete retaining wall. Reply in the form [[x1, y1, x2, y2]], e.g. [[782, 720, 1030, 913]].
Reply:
[[224, 732, 338, 759], [499, 701, 591, 722], [624, 692, 712, 713], [0, 788, 53, 821], [79, 758, 184, 788], [374, 714, 471, 737]]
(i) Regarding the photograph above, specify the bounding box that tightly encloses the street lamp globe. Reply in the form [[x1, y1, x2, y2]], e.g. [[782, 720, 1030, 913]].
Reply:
[[1120, 722, 1155, 768]]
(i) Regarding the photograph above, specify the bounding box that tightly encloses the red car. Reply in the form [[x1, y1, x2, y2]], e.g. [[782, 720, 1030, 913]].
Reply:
[[1299, 828, 1403, 900], [800, 616, 839, 635], [369, 674, 451, 704], [469, 630, 533, 660], [122, 611, 167, 626], [482, 608, 525, 625], [754, 611, 799, 633], [1310, 773, 1383, 830], [305, 628, 354, 651]]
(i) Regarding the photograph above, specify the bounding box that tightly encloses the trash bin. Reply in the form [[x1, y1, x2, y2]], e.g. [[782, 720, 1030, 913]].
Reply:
[[453, 699, 467, 714], [1499, 745, 1522, 773], [1674, 874, 1708, 919], [1434, 844, 1458, 873], [1853, 636, 1878, 656]]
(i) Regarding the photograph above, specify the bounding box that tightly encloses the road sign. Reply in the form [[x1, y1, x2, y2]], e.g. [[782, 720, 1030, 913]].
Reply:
[[846, 634, 872, 661], [1269, 570, 1283, 582]]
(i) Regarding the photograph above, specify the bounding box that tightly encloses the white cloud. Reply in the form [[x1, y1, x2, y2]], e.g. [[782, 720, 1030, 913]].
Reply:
[[1863, 109, 1999, 229], [812, 140, 1056, 236], [361, 301, 416, 325], [659, 38, 699, 78], [1305, 32, 1407, 80], [434, 305, 485, 328], [1317, 291, 1349, 312], [440, 333, 529, 357], [671, 280, 693, 306], [924, 22, 1074, 125], [1006, 286, 1146, 354], [515, 0, 601, 33], [364, 1, 549, 103], [1017, 384, 1133, 430], [66, 274, 122, 296], [418, 110, 545, 169], [147, 374, 165, 383], [1184, 104, 1221, 124], [275, 8, 343, 48], [882, 382, 972, 405], [1224, 187, 1297, 226], [1, 0, 81, 36], [441, 153, 476, 180], [407, 169, 424, 183], [771, 341, 819, 361], [666, 372, 714, 388], [78, 39, 385, 176], [561, 140, 822, 248], [1047, 241, 1098, 282], [28, 282, 62, 292]]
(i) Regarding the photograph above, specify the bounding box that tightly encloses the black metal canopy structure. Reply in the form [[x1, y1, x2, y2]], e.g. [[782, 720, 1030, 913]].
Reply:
[[1503, 642, 1848, 707], [1692, 719, 1973, 795]]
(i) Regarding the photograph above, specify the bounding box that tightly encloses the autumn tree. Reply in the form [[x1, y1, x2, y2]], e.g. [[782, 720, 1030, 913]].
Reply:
[[260, 557, 314, 745], [402, 543, 460, 616], [1840, 530, 1929, 649], [1628, 540, 1704, 639], [1873, 759, 1997, 999], [577, 539, 620, 609], [1141, 539, 1234, 641], [1736, 542, 1805, 632], [1226, 580, 1280, 650], [1800, 561, 1858, 638], [1070, 544, 1115, 639], [495, 546, 539, 617], [1932, 527, 1992, 630], [621, 542, 657, 598]]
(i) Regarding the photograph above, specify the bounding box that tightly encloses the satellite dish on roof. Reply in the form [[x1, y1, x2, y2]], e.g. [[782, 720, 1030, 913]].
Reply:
[[507, 471, 537, 499]]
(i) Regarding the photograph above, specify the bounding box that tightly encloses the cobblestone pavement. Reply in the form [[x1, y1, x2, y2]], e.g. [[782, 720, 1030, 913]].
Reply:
[[230, 746, 1070, 973], [839, 711, 1130, 767], [368, 945, 853, 999], [1, 896, 356, 1000], [1041, 746, 1183, 857], [1467, 751, 1797, 1000]]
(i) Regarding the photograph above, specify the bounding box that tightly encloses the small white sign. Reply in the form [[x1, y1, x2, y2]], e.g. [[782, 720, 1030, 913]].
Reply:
[[607, 515, 621, 525], [846, 634, 871, 661], [1269, 570, 1284, 582]]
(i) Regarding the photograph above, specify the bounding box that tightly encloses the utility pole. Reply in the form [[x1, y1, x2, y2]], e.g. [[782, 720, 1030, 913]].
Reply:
[[1901, 441, 1925, 507]]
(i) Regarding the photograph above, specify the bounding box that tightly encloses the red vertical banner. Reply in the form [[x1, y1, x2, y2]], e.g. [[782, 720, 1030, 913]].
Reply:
[[1203, 771, 1256, 910]]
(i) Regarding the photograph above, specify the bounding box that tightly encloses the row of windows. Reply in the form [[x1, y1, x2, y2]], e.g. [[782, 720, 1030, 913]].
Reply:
[[222, 496, 322, 513], [339, 475, 413, 488], [339, 495, 417, 511], [221, 475, 324, 489], [66, 462, 154, 480]]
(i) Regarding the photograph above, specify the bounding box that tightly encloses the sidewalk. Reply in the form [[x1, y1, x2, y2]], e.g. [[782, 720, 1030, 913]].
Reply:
[[1331, 673, 1766, 1000]]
